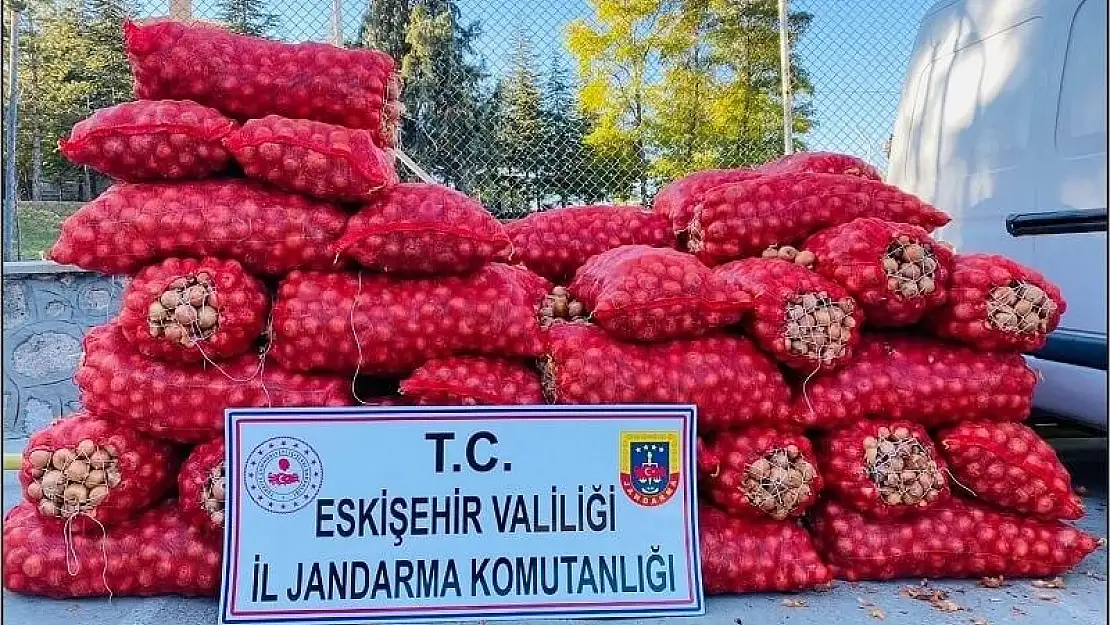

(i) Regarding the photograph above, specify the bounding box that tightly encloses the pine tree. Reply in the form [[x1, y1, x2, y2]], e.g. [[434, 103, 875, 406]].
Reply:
[[539, 53, 607, 205], [398, 0, 485, 191], [495, 33, 544, 209], [218, 0, 279, 37], [357, 0, 411, 61]]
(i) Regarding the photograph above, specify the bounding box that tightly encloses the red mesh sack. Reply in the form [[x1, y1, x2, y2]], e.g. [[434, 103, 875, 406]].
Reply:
[[802, 218, 954, 326], [125, 19, 401, 148], [19, 412, 177, 533], [76, 324, 352, 443], [569, 245, 750, 342], [937, 422, 1083, 520], [653, 169, 761, 232], [271, 264, 549, 375], [400, 356, 544, 405], [334, 183, 511, 275], [715, 258, 863, 372], [756, 151, 883, 180], [49, 181, 349, 276], [119, 257, 268, 364], [543, 322, 791, 432], [3, 502, 222, 598], [225, 116, 397, 202], [59, 100, 235, 182], [698, 428, 822, 520], [505, 205, 675, 283], [178, 439, 226, 534], [795, 333, 1038, 430], [687, 173, 950, 265], [925, 253, 1066, 352], [819, 420, 951, 519], [699, 505, 831, 594], [810, 498, 1102, 581]]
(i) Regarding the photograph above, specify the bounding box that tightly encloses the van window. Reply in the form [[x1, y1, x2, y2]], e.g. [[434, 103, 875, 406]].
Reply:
[[1056, 0, 1108, 157]]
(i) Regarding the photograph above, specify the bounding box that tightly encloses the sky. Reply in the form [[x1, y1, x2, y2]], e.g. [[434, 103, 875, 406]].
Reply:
[[144, 0, 940, 169]]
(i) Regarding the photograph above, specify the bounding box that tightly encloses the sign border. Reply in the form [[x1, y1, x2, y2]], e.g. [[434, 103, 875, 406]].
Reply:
[[220, 404, 703, 624]]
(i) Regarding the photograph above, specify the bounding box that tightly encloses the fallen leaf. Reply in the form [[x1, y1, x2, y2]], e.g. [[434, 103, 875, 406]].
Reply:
[[869, 607, 886, 620], [1011, 607, 1028, 617], [1031, 577, 1066, 589], [781, 599, 807, 608], [978, 576, 1007, 588], [1034, 591, 1059, 602], [970, 618, 990, 625]]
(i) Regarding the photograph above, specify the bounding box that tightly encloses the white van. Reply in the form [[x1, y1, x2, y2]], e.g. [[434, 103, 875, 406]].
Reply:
[[888, 0, 1108, 429]]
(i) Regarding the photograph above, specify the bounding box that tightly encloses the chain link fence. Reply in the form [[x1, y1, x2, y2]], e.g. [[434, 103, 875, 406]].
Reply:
[[2, 0, 936, 259]]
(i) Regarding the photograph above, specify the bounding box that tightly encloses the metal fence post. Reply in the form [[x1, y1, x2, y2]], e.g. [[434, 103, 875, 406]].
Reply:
[[331, 0, 341, 45], [169, 0, 192, 20], [3, 2, 23, 261], [777, 0, 794, 156]]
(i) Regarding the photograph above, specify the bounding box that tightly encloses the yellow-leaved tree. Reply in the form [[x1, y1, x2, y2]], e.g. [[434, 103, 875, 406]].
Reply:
[[567, 0, 813, 195]]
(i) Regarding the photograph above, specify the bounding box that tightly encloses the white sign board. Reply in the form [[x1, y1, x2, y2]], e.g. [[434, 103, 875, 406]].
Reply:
[[219, 405, 703, 624]]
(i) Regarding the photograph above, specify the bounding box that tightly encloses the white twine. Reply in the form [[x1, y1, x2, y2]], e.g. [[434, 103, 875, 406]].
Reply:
[[348, 271, 369, 405], [62, 511, 114, 602]]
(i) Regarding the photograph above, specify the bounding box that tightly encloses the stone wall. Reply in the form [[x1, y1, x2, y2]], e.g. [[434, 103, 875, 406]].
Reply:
[[3, 262, 124, 440]]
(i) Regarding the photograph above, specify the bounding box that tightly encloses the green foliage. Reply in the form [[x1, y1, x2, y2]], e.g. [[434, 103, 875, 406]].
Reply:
[[10, 0, 130, 200], [567, 0, 814, 190], [398, 1, 485, 190], [357, 0, 411, 61], [218, 0, 279, 37]]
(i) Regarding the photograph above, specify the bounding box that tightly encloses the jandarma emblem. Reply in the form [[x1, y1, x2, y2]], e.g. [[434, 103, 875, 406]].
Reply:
[[245, 437, 323, 513], [619, 431, 681, 506]]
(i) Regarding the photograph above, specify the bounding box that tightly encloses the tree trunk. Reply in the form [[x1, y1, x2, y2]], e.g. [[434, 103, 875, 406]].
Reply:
[[82, 167, 93, 201], [30, 124, 42, 201]]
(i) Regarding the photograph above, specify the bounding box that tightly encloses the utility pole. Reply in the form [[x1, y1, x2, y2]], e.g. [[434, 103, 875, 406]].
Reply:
[[777, 0, 794, 156], [3, 1, 24, 261]]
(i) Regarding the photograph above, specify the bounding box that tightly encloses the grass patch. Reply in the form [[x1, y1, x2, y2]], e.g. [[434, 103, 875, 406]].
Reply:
[[14, 201, 82, 260]]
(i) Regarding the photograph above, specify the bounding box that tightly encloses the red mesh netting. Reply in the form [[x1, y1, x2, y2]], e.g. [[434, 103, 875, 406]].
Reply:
[[59, 99, 236, 182], [505, 205, 675, 283], [699, 505, 832, 594], [400, 356, 544, 405], [756, 151, 883, 180], [925, 253, 1066, 352], [819, 420, 951, 519], [124, 19, 401, 147], [178, 439, 225, 535], [810, 498, 1101, 581], [2, 502, 222, 598], [118, 257, 268, 364], [49, 180, 349, 276], [794, 333, 1037, 430], [270, 264, 549, 376], [543, 322, 791, 432], [225, 115, 397, 202], [653, 169, 761, 233], [19, 412, 178, 533], [803, 217, 954, 326], [687, 173, 950, 265], [335, 183, 511, 275], [569, 245, 750, 342], [937, 422, 1084, 520], [698, 427, 822, 520], [715, 258, 863, 372], [76, 324, 352, 443]]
